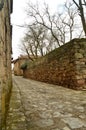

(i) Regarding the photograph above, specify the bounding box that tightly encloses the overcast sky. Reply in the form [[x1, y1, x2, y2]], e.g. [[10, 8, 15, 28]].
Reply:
[[11, 0, 66, 59]]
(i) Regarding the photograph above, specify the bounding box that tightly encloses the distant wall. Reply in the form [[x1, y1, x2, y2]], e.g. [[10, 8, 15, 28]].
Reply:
[[23, 38, 86, 90]]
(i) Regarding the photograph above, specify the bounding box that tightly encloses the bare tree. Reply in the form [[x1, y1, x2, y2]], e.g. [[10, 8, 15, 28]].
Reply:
[[19, 38, 34, 61], [26, 1, 81, 44], [63, 2, 78, 40], [51, 1, 79, 43], [19, 1, 84, 57], [19, 22, 58, 58], [72, 0, 86, 36], [19, 24, 51, 58], [26, 2, 61, 46]]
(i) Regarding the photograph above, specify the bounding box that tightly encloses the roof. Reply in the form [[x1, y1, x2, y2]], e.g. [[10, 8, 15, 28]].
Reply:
[[12, 55, 28, 64]]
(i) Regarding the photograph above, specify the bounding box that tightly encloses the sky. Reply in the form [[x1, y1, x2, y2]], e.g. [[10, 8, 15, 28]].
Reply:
[[11, 0, 66, 59]]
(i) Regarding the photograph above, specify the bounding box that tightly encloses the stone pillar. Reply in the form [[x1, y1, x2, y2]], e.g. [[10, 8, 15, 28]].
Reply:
[[73, 39, 86, 90]]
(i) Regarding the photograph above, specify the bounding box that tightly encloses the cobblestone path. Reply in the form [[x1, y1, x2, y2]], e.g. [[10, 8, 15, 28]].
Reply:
[[6, 76, 86, 130]]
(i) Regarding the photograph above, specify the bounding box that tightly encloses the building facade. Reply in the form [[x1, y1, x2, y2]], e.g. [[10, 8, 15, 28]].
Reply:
[[12, 56, 28, 76], [0, 0, 13, 129]]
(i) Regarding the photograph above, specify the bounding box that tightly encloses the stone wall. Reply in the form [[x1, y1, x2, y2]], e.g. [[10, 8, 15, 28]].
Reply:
[[23, 38, 86, 90], [0, 0, 13, 129]]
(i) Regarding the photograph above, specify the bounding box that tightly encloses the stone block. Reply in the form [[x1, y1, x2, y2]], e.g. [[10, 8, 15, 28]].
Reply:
[[75, 53, 83, 59], [77, 79, 85, 85], [75, 75, 83, 79]]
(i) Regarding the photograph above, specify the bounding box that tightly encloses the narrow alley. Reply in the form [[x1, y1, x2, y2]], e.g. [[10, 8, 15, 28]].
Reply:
[[6, 76, 86, 130]]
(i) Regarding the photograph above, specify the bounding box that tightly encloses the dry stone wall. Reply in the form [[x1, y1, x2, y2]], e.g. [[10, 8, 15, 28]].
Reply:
[[23, 38, 86, 90], [0, 0, 13, 129]]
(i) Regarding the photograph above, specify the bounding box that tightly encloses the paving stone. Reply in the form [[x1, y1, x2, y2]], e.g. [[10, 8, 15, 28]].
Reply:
[[39, 111, 52, 119], [62, 126, 71, 130], [62, 117, 84, 129], [52, 128, 60, 130], [36, 119, 54, 127], [53, 112, 61, 117], [75, 106, 85, 112], [79, 115, 86, 119]]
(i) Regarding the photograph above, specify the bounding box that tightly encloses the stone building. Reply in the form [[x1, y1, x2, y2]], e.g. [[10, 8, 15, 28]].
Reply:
[[12, 55, 28, 76], [0, 0, 13, 129]]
